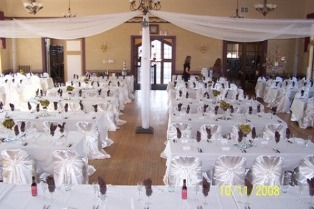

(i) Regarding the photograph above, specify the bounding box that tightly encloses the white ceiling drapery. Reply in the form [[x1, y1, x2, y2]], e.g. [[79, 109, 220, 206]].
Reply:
[[0, 11, 313, 42]]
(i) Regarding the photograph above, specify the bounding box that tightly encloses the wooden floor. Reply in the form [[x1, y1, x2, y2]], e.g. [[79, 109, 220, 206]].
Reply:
[[88, 90, 314, 185]]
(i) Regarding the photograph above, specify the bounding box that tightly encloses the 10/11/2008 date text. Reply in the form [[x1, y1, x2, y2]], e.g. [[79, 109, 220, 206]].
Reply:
[[220, 185, 281, 196]]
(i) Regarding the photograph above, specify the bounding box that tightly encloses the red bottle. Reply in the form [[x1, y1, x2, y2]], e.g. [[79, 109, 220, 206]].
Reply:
[[182, 179, 187, 199], [31, 176, 37, 196]]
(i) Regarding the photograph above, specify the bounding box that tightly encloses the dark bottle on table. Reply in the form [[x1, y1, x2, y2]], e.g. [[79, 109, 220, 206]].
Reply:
[[182, 179, 187, 199], [31, 176, 37, 196]]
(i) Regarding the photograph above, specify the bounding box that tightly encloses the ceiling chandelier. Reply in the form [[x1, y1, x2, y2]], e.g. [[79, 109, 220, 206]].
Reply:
[[255, 0, 276, 16], [63, 0, 76, 18], [231, 0, 244, 18], [129, 0, 161, 15], [23, 0, 43, 15]]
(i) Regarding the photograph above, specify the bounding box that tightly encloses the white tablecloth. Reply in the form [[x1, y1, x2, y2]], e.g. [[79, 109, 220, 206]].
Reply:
[[162, 136, 314, 172], [0, 131, 87, 174], [0, 184, 312, 209]]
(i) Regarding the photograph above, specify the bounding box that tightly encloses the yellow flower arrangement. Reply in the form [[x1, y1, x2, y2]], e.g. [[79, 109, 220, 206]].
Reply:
[[212, 90, 221, 97], [19, 69, 25, 75], [239, 124, 251, 135], [3, 118, 15, 130], [39, 99, 50, 108], [66, 86, 74, 92], [220, 100, 231, 111]]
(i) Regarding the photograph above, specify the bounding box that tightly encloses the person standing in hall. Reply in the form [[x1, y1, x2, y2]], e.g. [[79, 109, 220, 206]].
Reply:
[[182, 55, 192, 82], [212, 58, 222, 81]]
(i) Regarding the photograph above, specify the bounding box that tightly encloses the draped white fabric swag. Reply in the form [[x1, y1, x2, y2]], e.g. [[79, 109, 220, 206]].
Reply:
[[0, 11, 314, 42]]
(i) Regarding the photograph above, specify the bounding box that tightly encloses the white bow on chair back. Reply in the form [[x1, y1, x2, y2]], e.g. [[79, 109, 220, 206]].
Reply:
[[167, 122, 192, 141], [76, 122, 110, 159], [295, 155, 314, 185], [213, 155, 246, 186], [52, 150, 86, 186], [164, 156, 202, 187], [250, 155, 283, 185], [200, 124, 222, 141], [1, 149, 34, 184], [262, 123, 287, 141]]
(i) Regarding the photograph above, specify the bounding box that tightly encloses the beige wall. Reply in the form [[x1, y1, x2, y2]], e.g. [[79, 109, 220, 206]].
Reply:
[[1, 0, 314, 76]]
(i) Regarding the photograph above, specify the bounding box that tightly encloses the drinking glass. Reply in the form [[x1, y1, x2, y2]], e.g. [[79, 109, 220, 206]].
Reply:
[[194, 184, 200, 202], [41, 181, 47, 199], [297, 184, 303, 202], [137, 182, 143, 201], [92, 182, 99, 201], [145, 188, 153, 206], [48, 185, 55, 204]]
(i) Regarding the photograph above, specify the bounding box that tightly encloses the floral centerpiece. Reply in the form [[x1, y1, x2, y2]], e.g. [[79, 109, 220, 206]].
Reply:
[[19, 69, 25, 75], [66, 86, 74, 92], [239, 124, 251, 136], [39, 99, 50, 109], [84, 78, 89, 84], [3, 118, 15, 129], [220, 100, 231, 111], [212, 90, 221, 97]]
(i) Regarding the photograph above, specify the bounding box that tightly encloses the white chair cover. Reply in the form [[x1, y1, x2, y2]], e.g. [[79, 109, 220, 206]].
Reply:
[[262, 123, 287, 141], [299, 97, 314, 129], [76, 122, 110, 159], [255, 78, 266, 98], [167, 122, 192, 141], [163, 156, 202, 187], [250, 155, 283, 185], [200, 124, 222, 141], [276, 88, 291, 113], [43, 121, 65, 138], [1, 149, 34, 184], [98, 103, 119, 131], [213, 155, 246, 186], [52, 150, 87, 186], [295, 155, 314, 185]]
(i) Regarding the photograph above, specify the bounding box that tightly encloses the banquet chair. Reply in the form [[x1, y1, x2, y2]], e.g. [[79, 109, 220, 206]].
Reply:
[[76, 121, 110, 159], [248, 155, 284, 185], [255, 76, 266, 98], [98, 102, 123, 131], [97, 113, 114, 148], [298, 97, 314, 129], [163, 156, 202, 187], [212, 155, 246, 186], [199, 124, 222, 141], [64, 101, 81, 112], [262, 123, 287, 141], [294, 155, 314, 185], [276, 88, 291, 113], [14, 120, 36, 135], [43, 121, 66, 137], [52, 150, 88, 186], [1, 149, 35, 184], [197, 105, 213, 115], [167, 122, 192, 141]]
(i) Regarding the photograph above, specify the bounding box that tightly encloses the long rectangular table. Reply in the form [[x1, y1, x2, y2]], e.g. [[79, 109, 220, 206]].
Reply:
[[0, 184, 312, 209]]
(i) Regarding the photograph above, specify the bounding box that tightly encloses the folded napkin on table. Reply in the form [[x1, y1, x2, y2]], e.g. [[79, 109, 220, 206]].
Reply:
[[251, 127, 256, 139], [202, 177, 210, 196], [245, 179, 253, 196], [193, 82, 196, 88], [97, 82, 100, 87], [9, 103, 14, 111], [177, 103, 183, 112], [98, 177, 107, 195], [71, 81, 73, 86], [186, 105, 190, 114], [307, 177, 314, 196], [78, 82, 81, 87], [196, 131, 201, 142], [27, 102, 32, 111], [236, 93, 239, 100], [143, 178, 153, 196], [58, 122, 66, 133], [64, 103, 68, 112], [185, 83, 188, 88], [98, 89, 102, 96], [20, 121, 26, 133], [285, 128, 291, 139], [53, 102, 58, 111], [204, 83, 208, 88], [118, 81, 120, 87], [257, 104, 261, 113], [174, 81, 177, 87], [238, 130, 243, 142], [47, 176, 56, 193], [275, 131, 280, 143], [78, 89, 82, 97], [230, 105, 234, 114], [214, 106, 219, 115], [36, 89, 39, 97], [36, 104, 40, 112], [206, 127, 211, 140], [14, 125, 19, 136], [204, 92, 209, 99], [40, 90, 43, 97], [176, 127, 182, 139], [248, 106, 253, 114], [79, 100, 84, 111], [91, 81, 94, 86], [203, 104, 208, 113], [50, 123, 58, 136], [93, 104, 98, 112], [108, 81, 111, 86], [0, 101, 3, 110], [186, 92, 189, 98], [178, 90, 182, 97], [107, 90, 110, 97], [225, 91, 229, 98]]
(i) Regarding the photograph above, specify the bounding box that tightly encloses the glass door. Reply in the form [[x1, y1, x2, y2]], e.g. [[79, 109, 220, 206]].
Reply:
[[131, 36, 176, 90]]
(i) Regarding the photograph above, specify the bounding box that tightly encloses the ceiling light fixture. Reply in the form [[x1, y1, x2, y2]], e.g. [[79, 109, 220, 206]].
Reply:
[[255, 0, 276, 16], [129, 0, 161, 15], [63, 0, 76, 18], [23, 0, 43, 15], [231, 0, 244, 18]]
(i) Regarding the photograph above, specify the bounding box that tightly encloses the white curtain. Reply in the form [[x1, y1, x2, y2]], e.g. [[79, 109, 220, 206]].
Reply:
[[0, 11, 314, 42], [140, 14, 151, 129], [151, 11, 314, 42], [0, 12, 141, 39]]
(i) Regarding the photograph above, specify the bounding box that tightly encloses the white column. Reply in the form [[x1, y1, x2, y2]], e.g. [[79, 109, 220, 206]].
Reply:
[[140, 14, 151, 129], [12, 38, 17, 72]]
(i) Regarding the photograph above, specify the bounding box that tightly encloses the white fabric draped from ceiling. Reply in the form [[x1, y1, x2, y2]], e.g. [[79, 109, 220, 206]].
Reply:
[[0, 11, 314, 42]]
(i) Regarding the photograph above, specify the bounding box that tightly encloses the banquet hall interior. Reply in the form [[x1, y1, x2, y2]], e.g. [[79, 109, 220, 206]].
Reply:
[[0, 0, 314, 208]]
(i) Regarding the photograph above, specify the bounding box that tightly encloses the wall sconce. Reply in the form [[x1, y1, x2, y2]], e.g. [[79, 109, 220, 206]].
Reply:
[[100, 43, 107, 53], [200, 44, 208, 53]]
